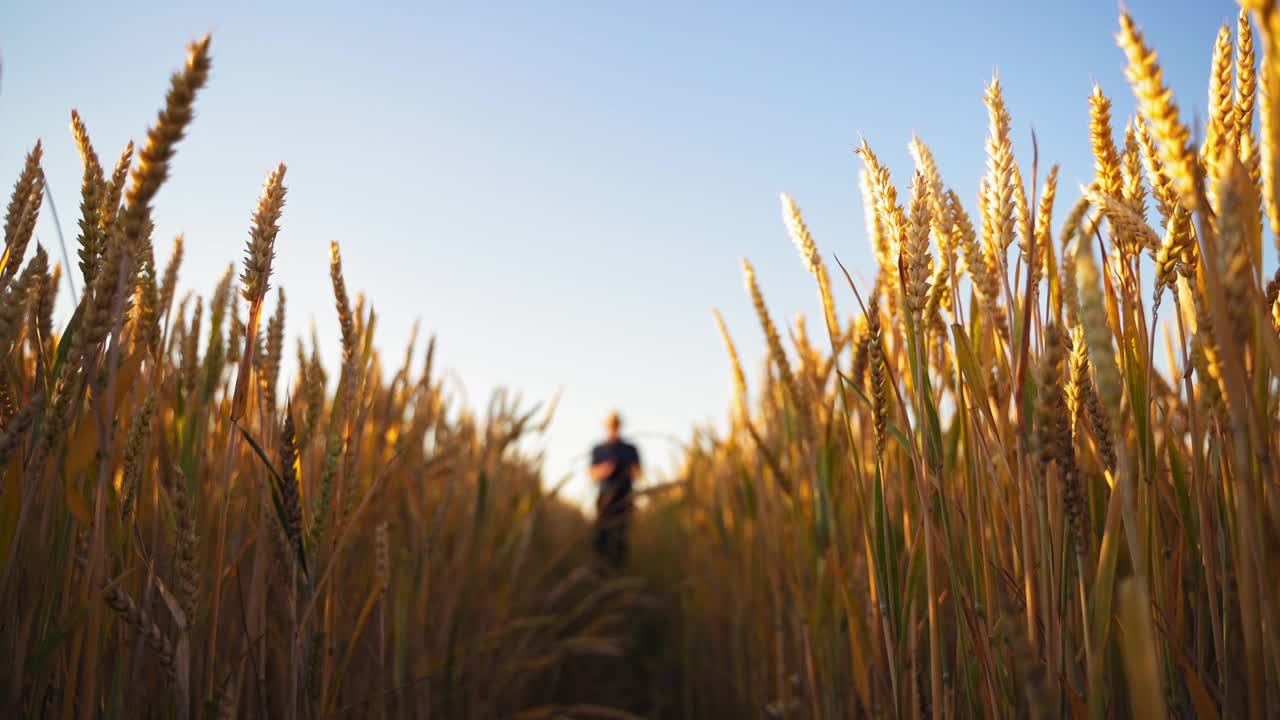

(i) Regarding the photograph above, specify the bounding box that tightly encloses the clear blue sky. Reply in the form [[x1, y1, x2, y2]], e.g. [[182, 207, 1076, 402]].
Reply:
[[1, 1, 1241, 505]]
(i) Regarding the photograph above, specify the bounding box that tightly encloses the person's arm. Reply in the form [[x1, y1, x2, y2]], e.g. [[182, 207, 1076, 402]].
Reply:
[[590, 458, 616, 482], [589, 447, 616, 483]]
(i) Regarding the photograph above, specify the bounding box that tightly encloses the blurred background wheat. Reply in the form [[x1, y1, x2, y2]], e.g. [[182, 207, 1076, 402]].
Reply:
[[0, 35, 676, 720]]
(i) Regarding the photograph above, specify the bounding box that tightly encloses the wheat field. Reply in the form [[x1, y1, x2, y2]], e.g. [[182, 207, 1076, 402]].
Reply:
[[2, 4, 1280, 719]]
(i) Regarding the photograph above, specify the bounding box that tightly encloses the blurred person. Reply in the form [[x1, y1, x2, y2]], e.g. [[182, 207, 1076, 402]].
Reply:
[[589, 411, 641, 568]]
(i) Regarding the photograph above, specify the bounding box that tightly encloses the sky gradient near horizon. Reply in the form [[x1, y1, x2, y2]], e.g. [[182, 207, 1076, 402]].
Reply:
[[1, 1, 1248, 505]]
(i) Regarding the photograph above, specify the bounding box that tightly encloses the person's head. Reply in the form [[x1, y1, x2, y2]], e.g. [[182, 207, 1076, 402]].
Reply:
[[604, 411, 622, 441]]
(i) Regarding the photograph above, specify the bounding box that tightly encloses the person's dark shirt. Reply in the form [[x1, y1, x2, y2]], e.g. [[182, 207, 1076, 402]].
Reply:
[[591, 440, 640, 502]]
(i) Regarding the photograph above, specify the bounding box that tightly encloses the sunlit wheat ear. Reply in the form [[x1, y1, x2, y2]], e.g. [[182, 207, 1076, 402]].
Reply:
[[913, 142, 955, 317], [963, 181, 1008, 339], [917, 159, 954, 328], [1133, 118, 1176, 224], [71, 111, 107, 286], [903, 171, 933, 316], [240, 164, 287, 306], [712, 309, 749, 426], [849, 314, 871, 389], [1013, 164, 1032, 264], [781, 192, 820, 274], [3, 140, 42, 247], [1213, 155, 1259, 348], [908, 136, 946, 218], [157, 235, 184, 326], [1118, 11, 1201, 208], [742, 258, 798, 407], [2, 143, 45, 287], [230, 163, 287, 422], [856, 140, 906, 297], [80, 40, 209, 361], [1085, 185, 1160, 258], [949, 188, 980, 282], [1121, 122, 1147, 217], [352, 293, 368, 347], [1029, 165, 1059, 289], [1235, 11, 1269, 237], [1068, 324, 1116, 473], [859, 167, 892, 280], [983, 75, 1016, 258], [1075, 247, 1122, 424], [1058, 196, 1091, 266], [1153, 203, 1195, 308], [779, 193, 839, 346], [1204, 23, 1236, 191], [120, 34, 211, 270], [1259, 4, 1280, 230], [865, 296, 889, 459], [101, 142, 133, 236], [330, 241, 357, 361], [1236, 9, 1257, 146], [1089, 85, 1123, 201]]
